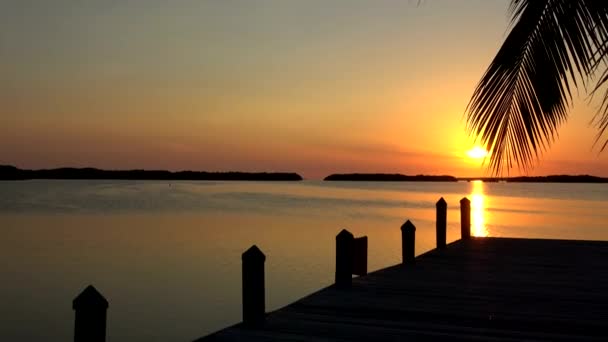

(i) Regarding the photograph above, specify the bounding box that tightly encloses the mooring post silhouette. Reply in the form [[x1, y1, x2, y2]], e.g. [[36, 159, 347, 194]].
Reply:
[[436, 197, 447, 249], [401, 220, 416, 265], [242, 245, 265, 327], [352, 236, 368, 276], [335, 229, 354, 289], [460, 197, 471, 239], [73, 285, 108, 342]]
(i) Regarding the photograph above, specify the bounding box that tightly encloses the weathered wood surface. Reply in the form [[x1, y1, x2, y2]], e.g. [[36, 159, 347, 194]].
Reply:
[[197, 237, 608, 341]]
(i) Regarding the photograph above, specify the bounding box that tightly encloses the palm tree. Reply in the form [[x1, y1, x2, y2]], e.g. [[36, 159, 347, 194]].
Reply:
[[466, 0, 608, 174]]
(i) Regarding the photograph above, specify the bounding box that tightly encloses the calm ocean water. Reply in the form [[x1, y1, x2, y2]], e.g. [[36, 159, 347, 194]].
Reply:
[[1, 180, 607, 341]]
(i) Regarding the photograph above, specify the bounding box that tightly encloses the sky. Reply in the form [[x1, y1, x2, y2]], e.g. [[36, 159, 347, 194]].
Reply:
[[2, 0, 608, 179]]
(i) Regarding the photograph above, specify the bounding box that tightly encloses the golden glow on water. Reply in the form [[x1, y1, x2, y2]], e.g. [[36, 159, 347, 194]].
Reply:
[[470, 180, 488, 237]]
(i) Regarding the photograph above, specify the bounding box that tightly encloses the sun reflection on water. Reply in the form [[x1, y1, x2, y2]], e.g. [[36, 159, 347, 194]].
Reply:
[[471, 180, 488, 237]]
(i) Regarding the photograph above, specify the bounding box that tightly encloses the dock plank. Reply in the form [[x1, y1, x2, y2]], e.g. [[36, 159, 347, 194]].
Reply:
[[196, 237, 608, 341]]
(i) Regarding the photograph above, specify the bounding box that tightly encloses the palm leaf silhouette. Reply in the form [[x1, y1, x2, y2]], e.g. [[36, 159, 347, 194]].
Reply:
[[466, 0, 608, 174]]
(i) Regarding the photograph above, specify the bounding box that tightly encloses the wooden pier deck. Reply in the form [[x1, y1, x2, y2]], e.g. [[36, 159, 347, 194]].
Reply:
[[197, 237, 608, 341]]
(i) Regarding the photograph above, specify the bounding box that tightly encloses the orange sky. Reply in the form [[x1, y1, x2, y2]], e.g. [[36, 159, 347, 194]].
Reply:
[[2, 1, 608, 179]]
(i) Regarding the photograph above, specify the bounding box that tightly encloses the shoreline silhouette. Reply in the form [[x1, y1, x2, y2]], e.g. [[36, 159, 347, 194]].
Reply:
[[0, 165, 303, 181], [324, 173, 457, 182], [325, 173, 608, 183], [2, 166, 607, 183]]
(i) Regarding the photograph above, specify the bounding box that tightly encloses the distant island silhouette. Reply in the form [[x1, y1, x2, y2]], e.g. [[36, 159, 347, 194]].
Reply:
[[3, 166, 607, 183], [324, 173, 457, 182], [459, 175, 608, 183], [503, 175, 608, 183], [326, 173, 608, 183], [0, 165, 303, 181]]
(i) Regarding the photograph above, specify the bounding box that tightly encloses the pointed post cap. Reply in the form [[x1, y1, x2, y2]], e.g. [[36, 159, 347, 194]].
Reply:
[[401, 220, 416, 232], [242, 245, 266, 262], [460, 197, 470, 204], [73, 285, 108, 310], [336, 229, 354, 240], [436, 197, 447, 207]]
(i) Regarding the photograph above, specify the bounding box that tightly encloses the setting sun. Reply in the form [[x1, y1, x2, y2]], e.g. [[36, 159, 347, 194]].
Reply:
[[466, 146, 489, 159]]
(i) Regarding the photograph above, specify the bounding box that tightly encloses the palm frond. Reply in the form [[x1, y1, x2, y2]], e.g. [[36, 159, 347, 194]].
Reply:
[[592, 66, 608, 151], [466, 0, 608, 174], [589, 1, 608, 151]]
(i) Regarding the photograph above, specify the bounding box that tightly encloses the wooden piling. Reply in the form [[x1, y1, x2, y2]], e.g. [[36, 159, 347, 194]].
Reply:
[[401, 220, 416, 265], [352, 236, 368, 276], [73, 285, 108, 342], [460, 197, 471, 239], [436, 197, 447, 249], [335, 229, 354, 289], [242, 245, 266, 327]]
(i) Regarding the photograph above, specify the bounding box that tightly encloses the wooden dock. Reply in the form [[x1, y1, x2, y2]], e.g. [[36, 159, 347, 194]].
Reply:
[[63, 197, 607, 342], [196, 237, 608, 341]]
